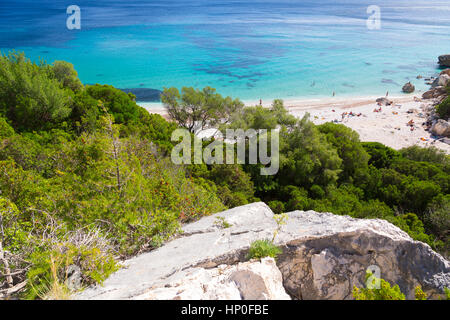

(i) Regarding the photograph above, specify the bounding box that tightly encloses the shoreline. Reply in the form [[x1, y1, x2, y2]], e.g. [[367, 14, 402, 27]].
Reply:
[[138, 94, 450, 154], [137, 94, 419, 115]]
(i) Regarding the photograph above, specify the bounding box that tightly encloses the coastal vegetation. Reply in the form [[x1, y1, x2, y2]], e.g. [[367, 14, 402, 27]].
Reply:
[[352, 271, 430, 300], [247, 240, 282, 261], [0, 52, 449, 299]]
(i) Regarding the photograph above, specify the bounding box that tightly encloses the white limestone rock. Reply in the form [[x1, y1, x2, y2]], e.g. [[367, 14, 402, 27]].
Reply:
[[76, 202, 450, 300], [132, 257, 290, 300]]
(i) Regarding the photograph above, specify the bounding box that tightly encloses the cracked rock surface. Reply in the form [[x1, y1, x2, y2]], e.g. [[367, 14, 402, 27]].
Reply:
[[76, 202, 450, 300]]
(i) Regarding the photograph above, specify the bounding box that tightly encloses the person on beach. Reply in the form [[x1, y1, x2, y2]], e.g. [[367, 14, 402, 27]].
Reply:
[[259, 99, 262, 106]]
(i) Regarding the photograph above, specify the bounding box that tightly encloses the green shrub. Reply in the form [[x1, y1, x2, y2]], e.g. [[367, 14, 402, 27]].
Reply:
[[0, 52, 73, 131], [51, 61, 83, 92], [400, 146, 449, 166], [213, 216, 232, 229], [26, 241, 119, 300], [414, 286, 427, 300], [85, 84, 141, 124], [268, 200, 285, 214], [0, 116, 14, 139], [207, 164, 255, 208], [247, 239, 282, 261], [362, 142, 401, 169], [387, 213, 435, 248], [436, 96, 450, 119], [445, 287, 450, 300], [352, 272, 405, 300], [318, 122, 369, 182]]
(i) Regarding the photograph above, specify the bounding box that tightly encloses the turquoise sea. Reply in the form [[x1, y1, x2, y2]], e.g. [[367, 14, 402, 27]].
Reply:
[[1, 0, 450, 102]]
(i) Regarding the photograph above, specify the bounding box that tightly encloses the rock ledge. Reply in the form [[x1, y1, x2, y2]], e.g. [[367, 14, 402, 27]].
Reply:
[[76, 202, 450, 300]]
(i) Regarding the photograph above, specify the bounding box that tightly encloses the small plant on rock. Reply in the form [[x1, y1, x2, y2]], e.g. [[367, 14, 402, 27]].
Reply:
[[247, 213, 288, 261], [247, 239, 282, 261], [213, 216, 232, 229], [272, 212, 288, 243], [414, 285, 427, 300]]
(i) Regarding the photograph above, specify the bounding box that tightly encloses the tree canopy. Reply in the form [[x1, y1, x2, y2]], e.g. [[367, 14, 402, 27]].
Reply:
[[161, 86, 244, 133]]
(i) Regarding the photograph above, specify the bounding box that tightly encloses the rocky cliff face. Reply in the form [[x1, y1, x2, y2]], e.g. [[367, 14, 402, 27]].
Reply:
[[439, 54, 450, 68], [76, 203, 450, 300]]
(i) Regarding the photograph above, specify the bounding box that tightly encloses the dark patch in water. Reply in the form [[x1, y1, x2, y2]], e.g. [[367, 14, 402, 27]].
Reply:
[[397, 64, 417, 71], [195, 65, 265, 80], [381, 79, 400, 86], [364, 62, 372, 66], [382, 70, 399, 74], [342, 82, 355, 88], [96, 74, 104, 77], [119, 88, 163, 102], [326, 45, 346, 50]]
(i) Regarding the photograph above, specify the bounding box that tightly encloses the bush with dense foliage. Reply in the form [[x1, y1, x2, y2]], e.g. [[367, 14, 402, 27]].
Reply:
[[352, 272, 406, 300], [247, 239, 282, 261], [353, 272, 432, 300], [437, 96, 450, 119], [161, 86, 244, 133]]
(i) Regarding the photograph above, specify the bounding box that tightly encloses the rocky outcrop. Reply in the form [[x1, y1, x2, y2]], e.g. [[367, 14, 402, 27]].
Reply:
[[402, 82, 415, 93], [132, 257, 291, 300], [440, 69, 450, 77], [438, 74, 450, 87], [76, 203, 450, 300], [422, 86, 448, 100], [431, 119, 450, 137], [431, 74, 450, 88], [438, 54, 450, 67]]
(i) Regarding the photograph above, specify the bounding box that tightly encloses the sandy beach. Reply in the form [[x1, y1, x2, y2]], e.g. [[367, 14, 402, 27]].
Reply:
[[138, 95, 450, 154]]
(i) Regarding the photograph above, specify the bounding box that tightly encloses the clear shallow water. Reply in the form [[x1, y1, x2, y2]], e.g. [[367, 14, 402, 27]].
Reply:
[[1, 0, 450, 102]]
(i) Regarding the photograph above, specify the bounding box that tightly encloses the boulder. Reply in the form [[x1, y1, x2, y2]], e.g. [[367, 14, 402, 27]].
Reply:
[[76, 203, 450, 300], [430, 75, 449, 88], [422, 90, 434, 99], [440, 69, 450, 77], [431, 77, 440, 88], [376, 97, 393, 106], [402, 82, 415, 93], [422, 86, 447, 99], [431, 119, 450, 137], [438, 74, 450, 87], [438, 54, 450, 67], [132, 257, 291, 300]]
